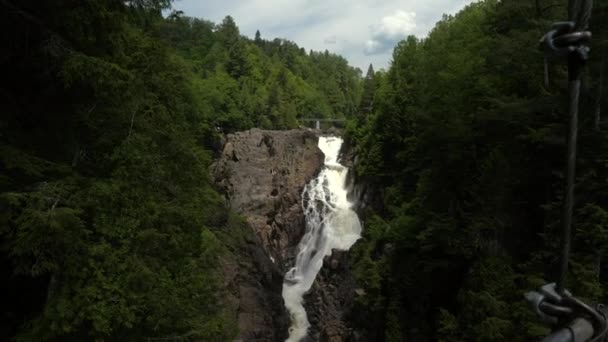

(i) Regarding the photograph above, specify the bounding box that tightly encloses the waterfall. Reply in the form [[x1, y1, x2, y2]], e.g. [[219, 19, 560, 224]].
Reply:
[[282, 136, 362, 342]]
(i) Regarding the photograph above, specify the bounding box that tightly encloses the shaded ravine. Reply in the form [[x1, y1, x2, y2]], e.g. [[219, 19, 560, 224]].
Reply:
[[282, 136, 362, 342]]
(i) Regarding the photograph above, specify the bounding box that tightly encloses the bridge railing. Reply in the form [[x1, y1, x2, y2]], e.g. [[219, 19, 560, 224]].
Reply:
[[298, 118, 346, 129]]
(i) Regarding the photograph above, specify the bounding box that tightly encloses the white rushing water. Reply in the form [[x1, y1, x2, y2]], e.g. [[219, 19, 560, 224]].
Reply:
[[282, 136, 362, 342]]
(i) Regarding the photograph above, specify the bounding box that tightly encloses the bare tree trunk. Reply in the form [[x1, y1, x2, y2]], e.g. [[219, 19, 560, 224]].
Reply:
[[71, 144, 80, 167], [595, 50, 605, 131], [596, 253, 602, 280], [46, 273, 58, 305], [128, 111, 135, 137]]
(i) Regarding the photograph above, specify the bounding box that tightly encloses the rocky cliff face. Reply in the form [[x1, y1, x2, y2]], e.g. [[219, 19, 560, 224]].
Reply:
[[213, 128, 364, 342], [213, 128, 324, 341], [303, 250, 359, 342], [214, 128, 324, 265]]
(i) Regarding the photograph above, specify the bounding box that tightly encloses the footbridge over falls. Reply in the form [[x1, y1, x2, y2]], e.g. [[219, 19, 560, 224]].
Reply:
[[298, 118, 346, 130]]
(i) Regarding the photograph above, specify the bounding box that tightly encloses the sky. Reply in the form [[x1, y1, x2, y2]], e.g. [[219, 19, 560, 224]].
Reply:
[[171, 0, 476, 71]]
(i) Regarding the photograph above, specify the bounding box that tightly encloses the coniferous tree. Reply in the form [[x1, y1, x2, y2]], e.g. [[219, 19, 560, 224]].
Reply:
[[254, 29, 262, 46], [358, 64, 376, 120], [346, 1, 608, 340]]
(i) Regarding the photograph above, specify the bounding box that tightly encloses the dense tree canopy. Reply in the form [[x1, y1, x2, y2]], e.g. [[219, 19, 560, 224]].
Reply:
[[347, 0, 608, 340], [0, 1, 361, 340], [5, 0, 608, 341], [159, 11, 362, 131]]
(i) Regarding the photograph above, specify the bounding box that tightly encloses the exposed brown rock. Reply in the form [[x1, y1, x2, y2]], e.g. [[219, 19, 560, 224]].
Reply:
[[213, 128, 367, 342], [214, 128, 324, 266], [304, 250, 358, 342], [219, 228, 289, 342], [213, 128, 325, 341]]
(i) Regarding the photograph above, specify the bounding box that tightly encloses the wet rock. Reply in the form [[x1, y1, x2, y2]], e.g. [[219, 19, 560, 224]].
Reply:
[[321, 320, 351, 342], [213, 128, 324, 341], [303, 250, 359, 342], [219, 225, 289, 342], [214, 128, 324, 265], [214, 128, 367, 341]]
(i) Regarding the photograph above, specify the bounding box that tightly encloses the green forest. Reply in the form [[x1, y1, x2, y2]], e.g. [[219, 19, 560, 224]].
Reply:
[[347, 0, 608, 341], [2, 0, 608, 341], [0, 0, 360, 340]]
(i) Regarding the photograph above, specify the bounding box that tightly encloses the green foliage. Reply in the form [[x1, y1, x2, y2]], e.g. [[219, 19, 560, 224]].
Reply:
[[0, 1, 250, 340], [1, 1, 362, 339], [348, 0, 608, 340], [160, 12, 362, 131]]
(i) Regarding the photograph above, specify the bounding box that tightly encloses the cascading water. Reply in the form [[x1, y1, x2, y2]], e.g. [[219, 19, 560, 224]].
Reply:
[[282, 136, 362, 342]]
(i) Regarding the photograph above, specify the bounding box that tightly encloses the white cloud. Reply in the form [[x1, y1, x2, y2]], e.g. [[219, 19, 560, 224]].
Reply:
[[377, 10, 417, 38], [171, 0, 475, 70], [365, 10, 417, 55]]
